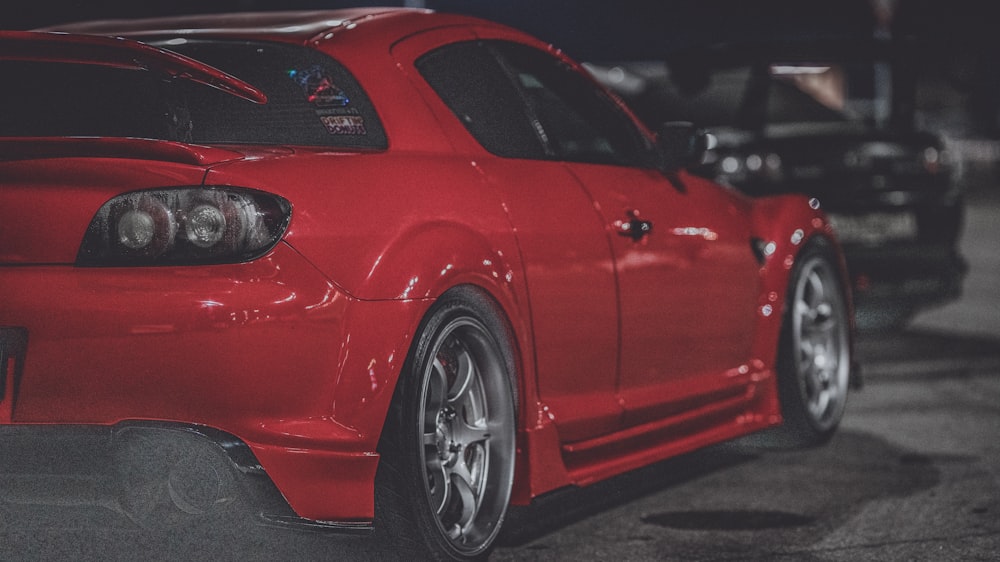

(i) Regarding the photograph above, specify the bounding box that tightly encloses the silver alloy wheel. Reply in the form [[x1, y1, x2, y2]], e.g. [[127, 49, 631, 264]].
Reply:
[[790, 255, 850, 431], [417, 316, 515, 555]]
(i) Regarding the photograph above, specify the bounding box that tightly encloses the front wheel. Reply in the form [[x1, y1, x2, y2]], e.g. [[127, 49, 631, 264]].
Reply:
[[770, 238, 852, 447], [376, 288, 517, 560]]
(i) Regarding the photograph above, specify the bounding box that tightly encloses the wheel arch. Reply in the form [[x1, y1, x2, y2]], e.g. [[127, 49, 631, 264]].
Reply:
[[348, 220, 520, 301], [409, 283, 526, 408], [751, 194, 853, 330], [743, 195, 855, 420]]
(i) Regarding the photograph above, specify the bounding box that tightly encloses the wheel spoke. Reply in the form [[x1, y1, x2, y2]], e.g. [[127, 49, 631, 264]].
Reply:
[[425, 456, 450, 516], [804, 310, 836, 335], [802, 358, 819, 396], [453, 418, 490, 449], [805, 270, 825, 307], [426, 357, 449, 420], [449, 454, 482, 536], [795, 299, 811, 324], [799, 330, 825, 368], [447, 345, 476, 404], [423, 429, 438, 446], [809, 384, 831, 418]]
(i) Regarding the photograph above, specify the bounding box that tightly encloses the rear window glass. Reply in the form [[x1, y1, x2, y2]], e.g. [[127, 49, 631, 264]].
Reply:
[[162, 40, 386, 149], [0, 40, 387, 149]]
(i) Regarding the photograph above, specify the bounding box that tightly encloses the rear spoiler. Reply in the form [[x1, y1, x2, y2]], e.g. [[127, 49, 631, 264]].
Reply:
[[0, 137, 247, 166], [0, 31, 266, 104]]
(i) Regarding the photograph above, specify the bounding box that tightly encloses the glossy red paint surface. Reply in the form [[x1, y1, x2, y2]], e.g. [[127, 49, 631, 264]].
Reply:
[[1, 9, 850, 524]]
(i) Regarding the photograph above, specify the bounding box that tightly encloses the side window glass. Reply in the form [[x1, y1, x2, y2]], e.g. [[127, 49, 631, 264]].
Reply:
[[494, 42, 653, 167], [416, 42, 546, 159]]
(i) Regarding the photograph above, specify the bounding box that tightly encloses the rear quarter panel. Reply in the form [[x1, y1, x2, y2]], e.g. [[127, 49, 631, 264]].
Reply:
[[204, 150, 526, 306]]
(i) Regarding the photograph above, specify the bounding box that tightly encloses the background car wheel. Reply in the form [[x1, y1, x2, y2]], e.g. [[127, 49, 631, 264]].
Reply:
[[376, 287, 517, 561], [758, 238, 852, 449]]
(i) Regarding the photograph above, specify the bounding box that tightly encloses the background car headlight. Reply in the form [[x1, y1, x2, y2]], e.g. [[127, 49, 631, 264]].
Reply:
[[77, 187, 291, 266]]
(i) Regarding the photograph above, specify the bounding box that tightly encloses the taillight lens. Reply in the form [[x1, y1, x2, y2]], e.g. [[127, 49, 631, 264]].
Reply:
[[77, 187, 291, 266]]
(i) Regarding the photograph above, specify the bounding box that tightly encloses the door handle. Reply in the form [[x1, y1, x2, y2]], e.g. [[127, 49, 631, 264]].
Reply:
[[615, 209, 653, 241]]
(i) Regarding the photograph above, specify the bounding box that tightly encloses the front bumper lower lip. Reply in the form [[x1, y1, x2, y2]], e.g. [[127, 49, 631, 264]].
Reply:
[[0, 421, 373, 535]]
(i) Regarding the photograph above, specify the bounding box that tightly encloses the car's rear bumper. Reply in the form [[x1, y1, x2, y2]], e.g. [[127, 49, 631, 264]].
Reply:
[[0, 243, 426, 523], [0, 421, 372, 534]]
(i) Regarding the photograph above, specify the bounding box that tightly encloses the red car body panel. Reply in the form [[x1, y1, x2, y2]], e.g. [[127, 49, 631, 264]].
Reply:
[[1, 9, 850, 524]]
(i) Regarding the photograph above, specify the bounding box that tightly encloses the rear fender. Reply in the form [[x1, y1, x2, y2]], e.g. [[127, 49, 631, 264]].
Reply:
[[338, 216, 543, 420], [351, 220, 519, 303]]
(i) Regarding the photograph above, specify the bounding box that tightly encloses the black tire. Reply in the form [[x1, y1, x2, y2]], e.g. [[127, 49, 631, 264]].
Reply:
[[375, 287, 517, 561], [762, 238, 852, 448]]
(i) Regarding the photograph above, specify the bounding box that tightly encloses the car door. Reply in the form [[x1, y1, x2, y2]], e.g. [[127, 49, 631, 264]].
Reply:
[[490, 43, 764, 429], [397, 34, 624, 442]]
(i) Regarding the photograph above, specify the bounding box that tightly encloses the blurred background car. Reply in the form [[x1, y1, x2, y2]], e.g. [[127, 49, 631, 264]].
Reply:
[[588, 37, 968, 331]]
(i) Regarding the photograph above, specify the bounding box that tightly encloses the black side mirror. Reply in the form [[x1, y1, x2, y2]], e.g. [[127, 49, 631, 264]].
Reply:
[[655, 121, 714, 172]]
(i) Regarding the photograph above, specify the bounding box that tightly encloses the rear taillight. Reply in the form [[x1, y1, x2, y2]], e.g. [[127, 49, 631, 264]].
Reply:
[[76, 187, 291, 266]]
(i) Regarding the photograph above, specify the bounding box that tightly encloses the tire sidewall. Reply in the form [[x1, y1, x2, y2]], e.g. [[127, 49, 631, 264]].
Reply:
[[377, 286, 517, 561], [775, 237, 851, 445]]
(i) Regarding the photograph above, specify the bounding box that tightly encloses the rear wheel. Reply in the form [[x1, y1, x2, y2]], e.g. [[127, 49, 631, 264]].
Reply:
[[376, 288, 517, 560], [769, 239, 852, 447]]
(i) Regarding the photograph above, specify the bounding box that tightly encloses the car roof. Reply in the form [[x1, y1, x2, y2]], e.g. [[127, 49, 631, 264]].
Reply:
[[40, 8, 516, 48]]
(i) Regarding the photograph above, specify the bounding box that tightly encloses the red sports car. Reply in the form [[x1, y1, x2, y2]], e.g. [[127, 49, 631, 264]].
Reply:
[[0, 8, 854, 560]]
